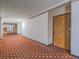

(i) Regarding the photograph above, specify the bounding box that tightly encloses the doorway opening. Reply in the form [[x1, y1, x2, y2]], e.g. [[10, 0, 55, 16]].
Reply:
[[3, 23, 17, 36]]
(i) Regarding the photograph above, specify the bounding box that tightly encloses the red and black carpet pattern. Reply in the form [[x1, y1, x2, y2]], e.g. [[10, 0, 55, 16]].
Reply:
[[0, 35, 76, 59]]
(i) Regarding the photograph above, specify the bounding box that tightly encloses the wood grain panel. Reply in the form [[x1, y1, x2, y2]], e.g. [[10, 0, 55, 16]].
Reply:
[[53, 13, 70, 51]]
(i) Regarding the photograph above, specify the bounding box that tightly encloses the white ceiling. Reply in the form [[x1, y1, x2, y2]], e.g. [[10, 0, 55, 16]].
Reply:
[[1, 0, 69, 19]]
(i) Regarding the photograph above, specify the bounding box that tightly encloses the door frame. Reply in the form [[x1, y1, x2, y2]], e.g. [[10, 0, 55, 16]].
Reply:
[[53, 13, 71, 52]]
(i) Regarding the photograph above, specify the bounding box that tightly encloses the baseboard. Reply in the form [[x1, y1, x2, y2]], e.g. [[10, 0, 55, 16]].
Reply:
[[47, 44, 53, 46], [71, 54, 79, 59], [20, 35, 51, 46]]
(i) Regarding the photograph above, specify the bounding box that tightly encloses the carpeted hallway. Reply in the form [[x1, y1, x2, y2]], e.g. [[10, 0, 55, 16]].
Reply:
[[0, 35, 76, 59]]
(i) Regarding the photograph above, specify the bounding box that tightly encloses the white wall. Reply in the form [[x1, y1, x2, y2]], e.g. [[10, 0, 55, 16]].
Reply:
[[0, 19, 2, 38], [22, 21, 28, 36], [0, 20, 3, 39], [71, 1, 79, 57], [25, 12, 49, 45], [17, 22, 22, 34]]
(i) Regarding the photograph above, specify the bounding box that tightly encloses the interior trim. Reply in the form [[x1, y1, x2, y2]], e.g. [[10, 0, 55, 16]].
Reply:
[[29, 0, 70, 19]]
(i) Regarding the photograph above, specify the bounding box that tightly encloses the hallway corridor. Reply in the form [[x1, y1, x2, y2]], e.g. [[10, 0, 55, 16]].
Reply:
[[0, 35, 76, 59]]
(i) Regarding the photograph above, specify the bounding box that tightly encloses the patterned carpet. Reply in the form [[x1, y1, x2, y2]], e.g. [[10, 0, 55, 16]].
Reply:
[[0, 35, 76, 59]]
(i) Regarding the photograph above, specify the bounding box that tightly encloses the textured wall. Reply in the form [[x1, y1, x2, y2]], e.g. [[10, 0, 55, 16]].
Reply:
[[71, 1, 79, 57], [25, 12, 49, 45]]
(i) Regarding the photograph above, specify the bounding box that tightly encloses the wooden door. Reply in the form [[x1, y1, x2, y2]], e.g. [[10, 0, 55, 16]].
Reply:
[[13, 24, 17, 34], [53, 13, 70, 51]]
